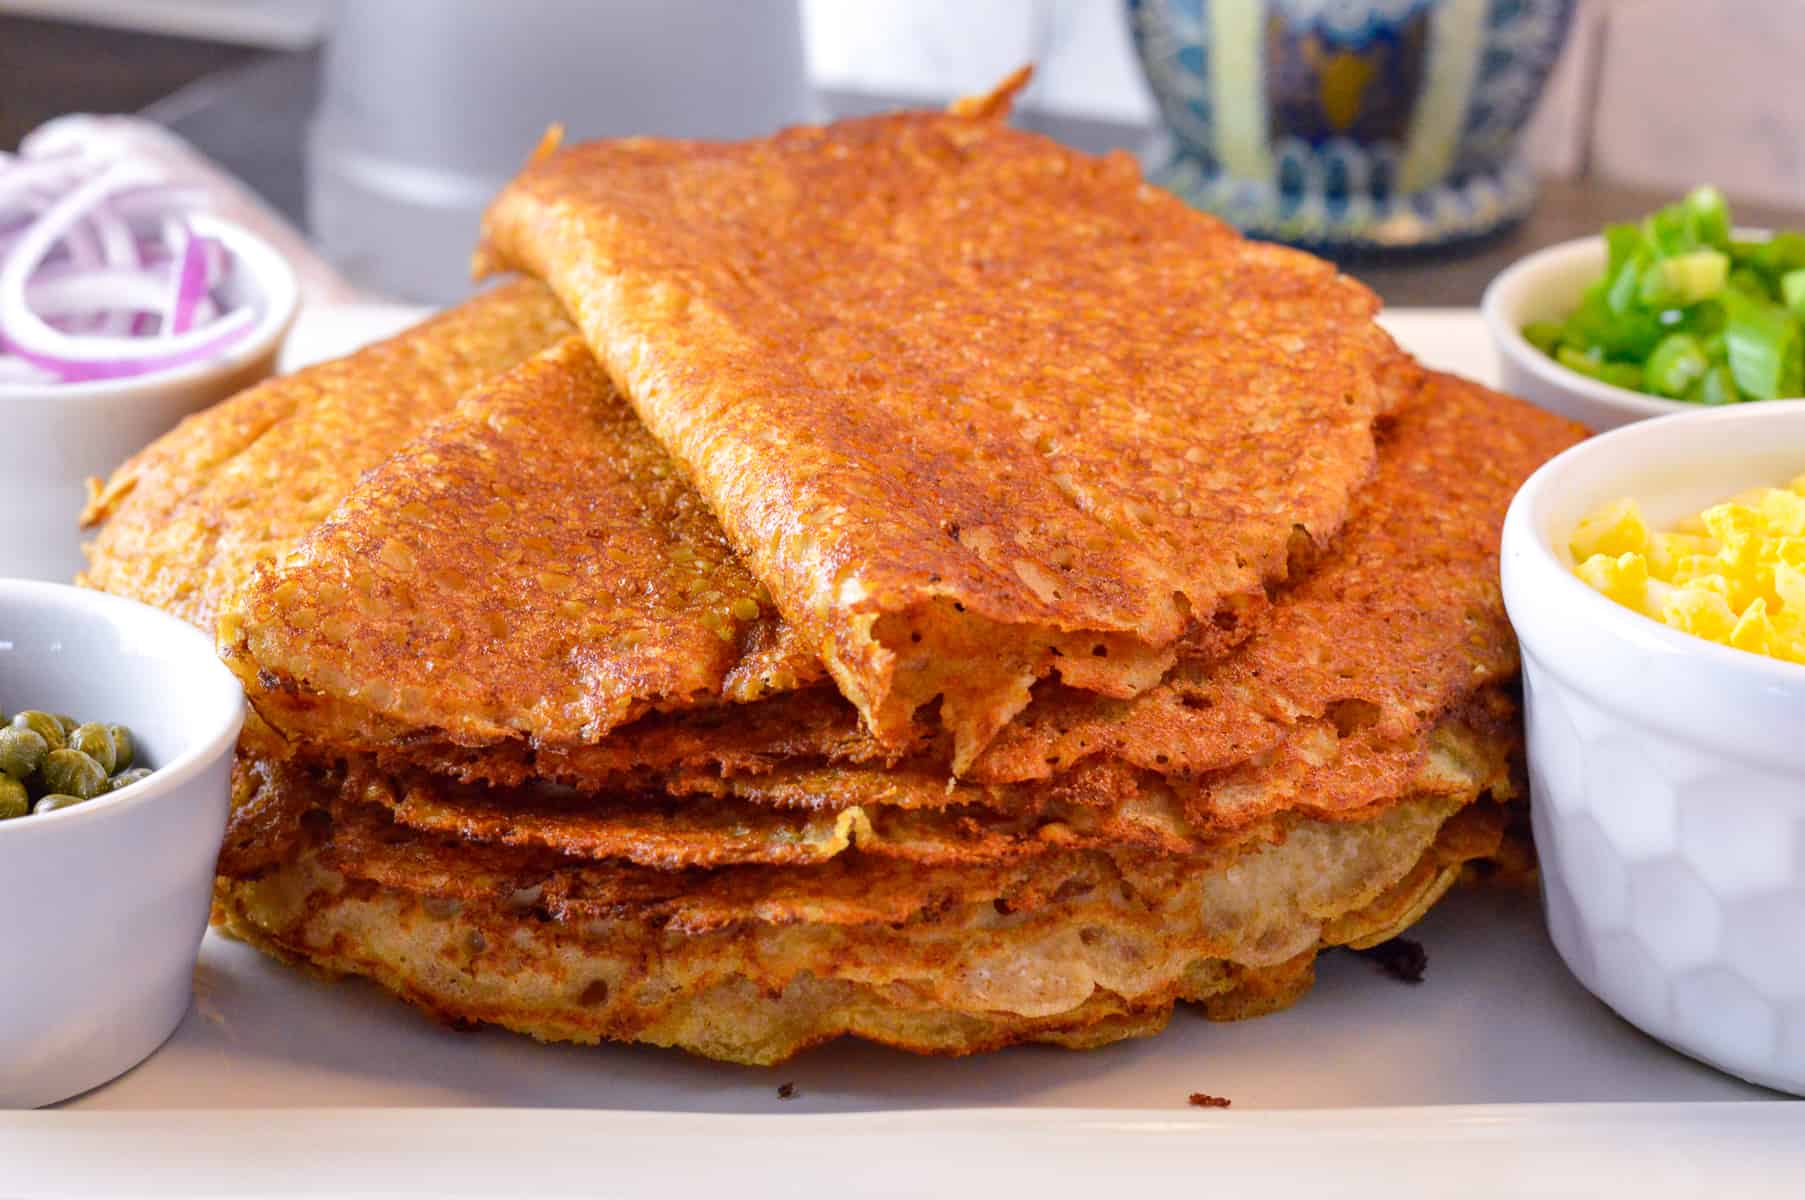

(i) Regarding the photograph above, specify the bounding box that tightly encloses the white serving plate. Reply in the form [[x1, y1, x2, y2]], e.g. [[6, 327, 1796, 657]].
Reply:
[[14, 305, 1801, 1195]]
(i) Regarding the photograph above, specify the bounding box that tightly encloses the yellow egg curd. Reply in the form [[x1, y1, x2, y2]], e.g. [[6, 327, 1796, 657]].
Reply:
[[1570, 478, 1805, 664]]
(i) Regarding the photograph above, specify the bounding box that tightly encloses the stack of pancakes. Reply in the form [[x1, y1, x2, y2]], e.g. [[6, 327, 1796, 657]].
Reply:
[[81, 81, 1584, 1064]]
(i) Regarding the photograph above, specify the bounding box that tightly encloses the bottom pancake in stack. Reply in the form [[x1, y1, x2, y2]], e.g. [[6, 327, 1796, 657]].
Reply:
[[215, 738, 1513, 1064]]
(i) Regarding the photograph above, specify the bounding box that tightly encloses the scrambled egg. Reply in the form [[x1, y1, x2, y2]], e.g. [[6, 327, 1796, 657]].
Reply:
[[1570, 478, 1805, 664]]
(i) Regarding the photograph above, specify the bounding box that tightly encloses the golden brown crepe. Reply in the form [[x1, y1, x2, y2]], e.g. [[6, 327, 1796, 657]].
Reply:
[[225, 336, 822, 755], [477, 89, 1401, 767], [81, 281, 574, 631]]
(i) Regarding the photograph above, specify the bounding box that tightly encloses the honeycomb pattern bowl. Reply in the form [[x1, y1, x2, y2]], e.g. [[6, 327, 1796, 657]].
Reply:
[[1501, 404, 1805, 1096]]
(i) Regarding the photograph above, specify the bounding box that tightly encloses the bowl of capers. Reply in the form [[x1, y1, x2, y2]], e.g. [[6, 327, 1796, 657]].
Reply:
[[1, 710, 154, 818], [0, 579, 243, 1107]]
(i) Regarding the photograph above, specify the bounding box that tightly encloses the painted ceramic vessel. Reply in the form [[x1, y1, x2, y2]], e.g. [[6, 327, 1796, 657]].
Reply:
[[1128, 0, 1575, 249]]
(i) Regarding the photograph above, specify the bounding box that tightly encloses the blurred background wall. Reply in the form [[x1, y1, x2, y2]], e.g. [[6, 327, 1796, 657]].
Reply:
[[1523, 0, 1804, 210]]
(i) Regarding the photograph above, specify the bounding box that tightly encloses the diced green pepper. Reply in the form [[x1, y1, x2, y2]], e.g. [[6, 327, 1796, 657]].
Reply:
[[1731, 239, 1770, 269], [1643, 204, 1698, 257], [1565, 282, 1666, 358], [1781, 269, 1805, 320], [1604, 222, 1644, 275], [1748, 232, 1805, 280], [1556, 345, 1602, 375], [1646, 332, 1710, 398], [1638, 250, 1728, 307], [1522, 320, 1564, 355], [1556, 345, 1643, 391], [1689, 363, 1741, 405], [1728, 266, 1777, 300], [1724, 290, 1803, 400], [1596, 361, 1646, 391], [1607, 250, 1649, 314], [1684, 186, 1732, 250], [1684, 299, 1727, 338]]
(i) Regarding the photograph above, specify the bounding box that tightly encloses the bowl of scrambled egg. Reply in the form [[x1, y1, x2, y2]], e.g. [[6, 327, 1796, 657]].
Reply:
[[1501, 403, 1805, 1096]]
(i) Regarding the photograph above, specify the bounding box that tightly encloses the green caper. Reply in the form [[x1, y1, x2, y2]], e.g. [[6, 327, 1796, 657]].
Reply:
[[11, 710, 65, 752], [0, 726, 48, 780], [32, 793, 86, 815], [41, 748, 107, 800], [108, 724, 135, 771], [54, 713, 79, 734], [106, 767, 153, 794], [69, 722, 117, 775], [0, 776, 27, 820]]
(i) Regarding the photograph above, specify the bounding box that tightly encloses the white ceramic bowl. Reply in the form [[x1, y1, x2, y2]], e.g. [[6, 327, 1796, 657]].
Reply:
[[0, 213, 300, 583], [0, 580, 243, 1107], [1482, 231, 1802, 432], [1501, 403, 1805, 1095]]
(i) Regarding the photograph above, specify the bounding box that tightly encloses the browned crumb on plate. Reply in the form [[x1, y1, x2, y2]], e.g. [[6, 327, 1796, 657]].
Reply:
[[777, 1082, 797, 1101], [1355, 937, 1427, 983], [1187, 1093, 1232, 1109]]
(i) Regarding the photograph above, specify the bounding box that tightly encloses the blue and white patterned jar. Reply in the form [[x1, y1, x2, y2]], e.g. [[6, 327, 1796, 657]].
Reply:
[[1128, 0, 1575, 249]]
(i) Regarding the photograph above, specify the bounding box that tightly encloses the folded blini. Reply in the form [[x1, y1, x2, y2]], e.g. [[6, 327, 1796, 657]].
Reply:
[[477, 81, 1404, 765]]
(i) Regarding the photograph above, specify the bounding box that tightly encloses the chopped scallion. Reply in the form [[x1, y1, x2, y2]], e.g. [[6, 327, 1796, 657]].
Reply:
[[1521, 186, 1805, 405]]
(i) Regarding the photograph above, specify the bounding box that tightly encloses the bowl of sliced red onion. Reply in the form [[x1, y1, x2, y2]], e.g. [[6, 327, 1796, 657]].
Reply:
[[1, 142, 299, 582]]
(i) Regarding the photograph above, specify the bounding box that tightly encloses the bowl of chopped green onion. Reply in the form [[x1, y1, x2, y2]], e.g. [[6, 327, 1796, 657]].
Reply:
[[1483, 186, 1805, 431]]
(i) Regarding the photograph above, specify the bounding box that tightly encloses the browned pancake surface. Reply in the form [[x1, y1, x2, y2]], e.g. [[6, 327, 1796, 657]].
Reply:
[[232, 337, 822, 749], [479, 103, 1397, 765], [81, 281, 574, 632], [967, 370, 1588, 784]]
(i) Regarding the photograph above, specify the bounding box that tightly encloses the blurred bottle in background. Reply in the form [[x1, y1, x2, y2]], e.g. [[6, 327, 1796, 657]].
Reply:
[[309, 0, 813, 302]]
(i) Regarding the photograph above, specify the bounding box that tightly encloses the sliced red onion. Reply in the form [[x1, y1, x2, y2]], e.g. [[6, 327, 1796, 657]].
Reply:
[[166, 221, 211, 335], [2, 323, 252, 382], [90, 208, 140, 268], [0, 355, 57, 385], [0, 158, 88, 211], [28, 267, 171, 317], [200, 236, 227, 288], [0, 148, 257, 387], [60, 217, 101, 271], [158, 217, 187, 334], [84, 206, 142, 335]]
